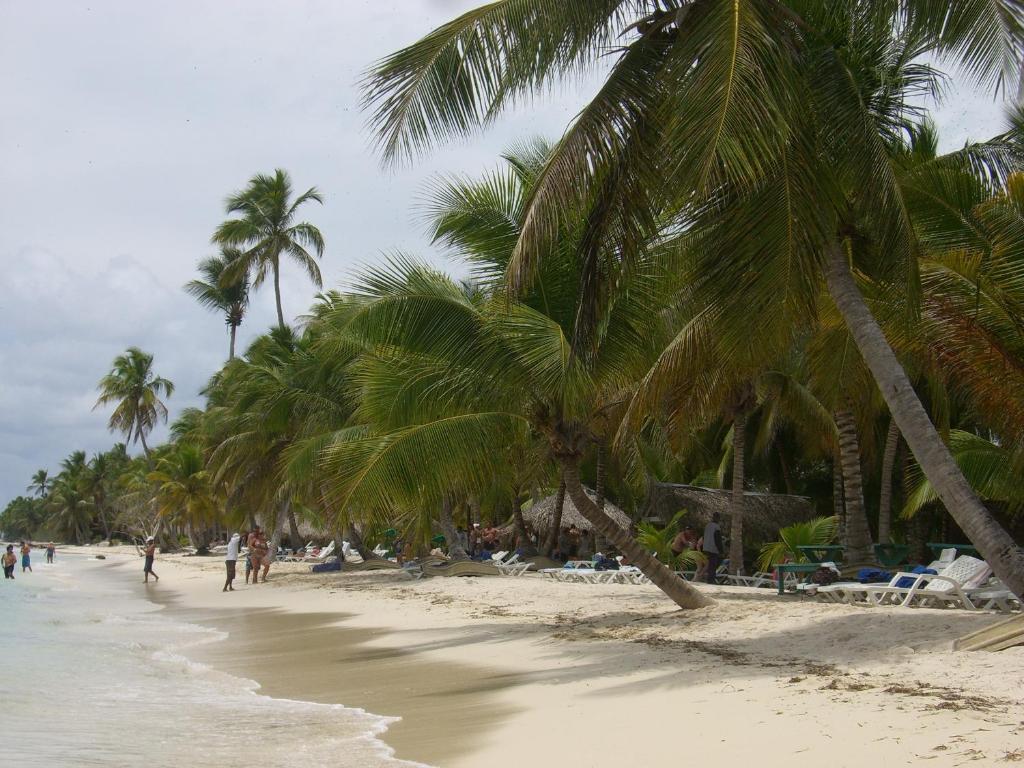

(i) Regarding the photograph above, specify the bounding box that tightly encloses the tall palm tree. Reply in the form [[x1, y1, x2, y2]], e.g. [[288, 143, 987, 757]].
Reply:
[[212, 169, 325, 329], [185, 248, 250, 360], [364, 1, 1024, 596], [94, 347, 174, 459], [27, 469, 50, 498]]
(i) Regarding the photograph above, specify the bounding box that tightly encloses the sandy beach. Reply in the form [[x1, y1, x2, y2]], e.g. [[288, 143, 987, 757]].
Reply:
[[67, 547, 1024, 767]]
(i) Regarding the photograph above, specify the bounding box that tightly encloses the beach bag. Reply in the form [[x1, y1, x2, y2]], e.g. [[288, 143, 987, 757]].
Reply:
[[811, 567, 838, 585]]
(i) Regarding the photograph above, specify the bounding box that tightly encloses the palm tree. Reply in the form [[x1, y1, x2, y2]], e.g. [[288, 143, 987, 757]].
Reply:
[[309, 141, 711, 607], [148, 443, 219, 553], [27, 469, 50, 498], [212, 169, 325, 329], [185, 248, 250, 360], [94, 347, 174, 459], [364, 2, 1024, 596]]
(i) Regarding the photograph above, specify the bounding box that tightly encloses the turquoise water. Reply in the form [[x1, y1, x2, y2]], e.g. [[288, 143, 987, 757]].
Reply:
[[0, 554, 427, 768]]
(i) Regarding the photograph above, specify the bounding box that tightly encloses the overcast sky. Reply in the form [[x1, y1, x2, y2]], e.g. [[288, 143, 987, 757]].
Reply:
[[0, 1, 1010, 504]]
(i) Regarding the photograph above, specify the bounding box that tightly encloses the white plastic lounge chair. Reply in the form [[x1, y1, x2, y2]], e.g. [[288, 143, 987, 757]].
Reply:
[[492, 553, 533, 576], [721, 571, 776, 588], [966, 583, 1022, 613], [285, 541, 335, 564], [862, 556, 992, 609]]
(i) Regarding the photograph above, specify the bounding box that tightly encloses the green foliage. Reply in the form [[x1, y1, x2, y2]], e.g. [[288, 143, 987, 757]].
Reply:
[[756, 516, 839, 572], [635, 510, 704, 571], [93, 347, 173, 451], [0, 496, 46, 539]]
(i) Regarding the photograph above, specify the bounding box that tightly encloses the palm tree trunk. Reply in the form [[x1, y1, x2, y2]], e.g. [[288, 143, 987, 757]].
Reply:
[[560, 457, 712, 610], [832, 458, 845, 542], [878, 417, 900, 544], [440, 496, 469, 560], [269, 499, 288, 560], [138, 429, 151, 460], [345, 523, 377, 560], [728, 408, 748, 575], [826, 244, 1024, 596], [594, 441, 608, 553], [835, 408, 873, 565], [287, 508, 301, 553], [273, 263, 285, 328], [544, 475, 567, 556], [229, 323, 238, 360]]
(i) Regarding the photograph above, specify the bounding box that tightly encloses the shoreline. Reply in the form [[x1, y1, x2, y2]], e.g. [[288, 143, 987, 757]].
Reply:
[[71, 547, 1024, 767]]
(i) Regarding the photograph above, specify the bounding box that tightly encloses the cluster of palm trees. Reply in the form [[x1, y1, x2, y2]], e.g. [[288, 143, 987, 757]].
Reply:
[[5, 2, 1024, 609]]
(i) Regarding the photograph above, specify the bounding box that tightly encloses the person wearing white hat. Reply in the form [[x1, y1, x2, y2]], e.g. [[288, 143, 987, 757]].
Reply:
[[140, 536, 159, 583], [223, 533, 241, 592]]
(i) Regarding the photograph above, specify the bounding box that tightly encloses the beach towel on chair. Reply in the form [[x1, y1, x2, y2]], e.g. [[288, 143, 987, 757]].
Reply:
[[857, 568, 891, 583], [895, 565, 936, 588]]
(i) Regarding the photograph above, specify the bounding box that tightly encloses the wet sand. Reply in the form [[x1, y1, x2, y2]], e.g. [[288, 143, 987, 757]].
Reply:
[[153, 598, 520, 766]]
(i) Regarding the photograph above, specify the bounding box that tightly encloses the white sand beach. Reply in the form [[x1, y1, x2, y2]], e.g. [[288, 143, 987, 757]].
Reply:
[[77, 548, 1024, 767]]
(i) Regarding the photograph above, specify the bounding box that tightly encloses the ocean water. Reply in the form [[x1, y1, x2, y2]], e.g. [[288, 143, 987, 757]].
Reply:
[[0, 555, 427, 768]]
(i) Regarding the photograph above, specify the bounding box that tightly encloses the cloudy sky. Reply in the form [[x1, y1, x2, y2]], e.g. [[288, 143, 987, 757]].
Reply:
[[0, 1, 1010, 504]]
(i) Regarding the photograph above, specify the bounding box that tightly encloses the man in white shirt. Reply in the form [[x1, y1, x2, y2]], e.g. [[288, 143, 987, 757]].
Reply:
[[702, 514, 724, 584], [223, 532, 241, 592]]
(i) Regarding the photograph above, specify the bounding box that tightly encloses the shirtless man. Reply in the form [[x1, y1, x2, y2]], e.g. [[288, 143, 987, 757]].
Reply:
[[140, 537, 159, 583], [245, 526, 261, 584], [20, 541, 32, 573], [2, 545, 16, 579]]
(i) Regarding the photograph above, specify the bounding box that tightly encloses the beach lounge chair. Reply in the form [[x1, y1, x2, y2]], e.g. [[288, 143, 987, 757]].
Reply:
[[862, 556, 992, 609], [815, 549, 960, 603], [720, 571, 776, 588], [285, 541, 335, 564], [492, 553, 533, 577]]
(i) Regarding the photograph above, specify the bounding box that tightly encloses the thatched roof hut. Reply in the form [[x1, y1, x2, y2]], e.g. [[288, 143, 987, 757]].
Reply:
[[522, 488, 632, 535], [647, 482, 815, 543]]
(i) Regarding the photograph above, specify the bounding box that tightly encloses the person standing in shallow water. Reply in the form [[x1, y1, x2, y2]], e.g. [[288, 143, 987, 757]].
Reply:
[[139, 537, 159, 583], [223, 533, 240, 592], [20, 541, 32, 573], [3, 545, 16, 579], [45, 542, 55, 564]]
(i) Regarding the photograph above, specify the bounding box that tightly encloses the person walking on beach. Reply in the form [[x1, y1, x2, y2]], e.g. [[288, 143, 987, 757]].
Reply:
[[20, 541, 32, 573], [701, 514, 724, 584], [140, 537, 159, 583], [224, 532, 240, 592], [3, 545, 16, 579], [45, 542, 55, 564]]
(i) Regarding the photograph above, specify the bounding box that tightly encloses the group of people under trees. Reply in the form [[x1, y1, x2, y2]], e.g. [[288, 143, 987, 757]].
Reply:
[[670, 514, 725, 584]]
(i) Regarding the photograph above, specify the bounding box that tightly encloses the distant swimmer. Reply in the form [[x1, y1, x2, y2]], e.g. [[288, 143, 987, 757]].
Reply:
[[46, 542, 55, 564], [139, 537, 159, 583], [224, 532, 240, 592], [20, 541, 32, 573], [2, 545, 16, 579]]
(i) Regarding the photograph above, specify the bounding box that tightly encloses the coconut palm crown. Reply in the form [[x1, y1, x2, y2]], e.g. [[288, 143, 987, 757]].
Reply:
[[94, 347, 174, 458], [212, 169, 325, 329]]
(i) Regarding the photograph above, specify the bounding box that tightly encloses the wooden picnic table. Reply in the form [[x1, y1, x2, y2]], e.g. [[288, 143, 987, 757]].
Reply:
[[795, 545, 844, 564], [873, 543, 910, 567], [774, 562, 822, 595]]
